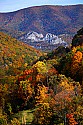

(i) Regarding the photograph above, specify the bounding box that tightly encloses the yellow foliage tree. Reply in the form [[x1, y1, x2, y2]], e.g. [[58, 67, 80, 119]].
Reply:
[[34, 85, 52, 125], [33, 61, 47, 74], [10, 118, 20, 125], [18, 80, 33, 105], [35, 85, 48, 104], [71, 51, 82, 77], [33, 103, 52, 125]]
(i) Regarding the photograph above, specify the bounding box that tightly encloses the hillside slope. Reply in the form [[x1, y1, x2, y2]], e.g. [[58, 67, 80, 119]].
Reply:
[[0, 32, 42, 78], [0, 5, 83, 37]]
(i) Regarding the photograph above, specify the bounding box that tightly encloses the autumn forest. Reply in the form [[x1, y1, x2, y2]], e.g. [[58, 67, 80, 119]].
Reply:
[[0, 27, 83, 125]]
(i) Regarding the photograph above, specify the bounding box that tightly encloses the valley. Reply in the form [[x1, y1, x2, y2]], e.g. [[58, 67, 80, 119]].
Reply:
[[0, 4, 83, 125]]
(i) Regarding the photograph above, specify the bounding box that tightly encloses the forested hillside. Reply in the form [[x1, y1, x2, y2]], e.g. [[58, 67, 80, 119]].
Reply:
[[0, 32, 42, 83], [0, 5, 83, 37], [0, 5, 83, 51], [0, 28, 83, 125]]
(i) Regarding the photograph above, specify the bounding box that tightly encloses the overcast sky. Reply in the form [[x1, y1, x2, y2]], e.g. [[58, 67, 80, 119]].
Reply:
[[0, 0, 83, 12]]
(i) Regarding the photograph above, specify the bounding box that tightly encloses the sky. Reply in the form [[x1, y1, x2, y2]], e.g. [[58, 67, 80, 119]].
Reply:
[[0, 0, 83, 12]]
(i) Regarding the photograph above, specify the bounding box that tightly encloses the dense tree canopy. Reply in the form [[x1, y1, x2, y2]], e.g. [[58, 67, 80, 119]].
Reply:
[[0, 28, 83, 125]]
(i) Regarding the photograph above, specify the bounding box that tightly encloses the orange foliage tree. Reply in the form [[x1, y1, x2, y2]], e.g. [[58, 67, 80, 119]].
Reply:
[[66, 114, 78, 125]]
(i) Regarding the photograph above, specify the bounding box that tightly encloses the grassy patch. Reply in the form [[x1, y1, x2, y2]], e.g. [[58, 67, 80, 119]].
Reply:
[[11, 109, 34, 125]]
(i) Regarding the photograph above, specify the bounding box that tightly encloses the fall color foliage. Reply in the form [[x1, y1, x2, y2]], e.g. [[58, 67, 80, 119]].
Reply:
[[0, 28, 83, 125]]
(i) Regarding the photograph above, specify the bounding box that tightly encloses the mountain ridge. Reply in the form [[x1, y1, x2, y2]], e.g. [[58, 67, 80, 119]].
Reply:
[[0, 4, 82, 13], [0, 4, 83, 36]]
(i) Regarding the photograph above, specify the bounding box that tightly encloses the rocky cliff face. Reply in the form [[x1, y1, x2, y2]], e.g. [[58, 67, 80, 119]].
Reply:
[[19, 31, 68, 51]]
